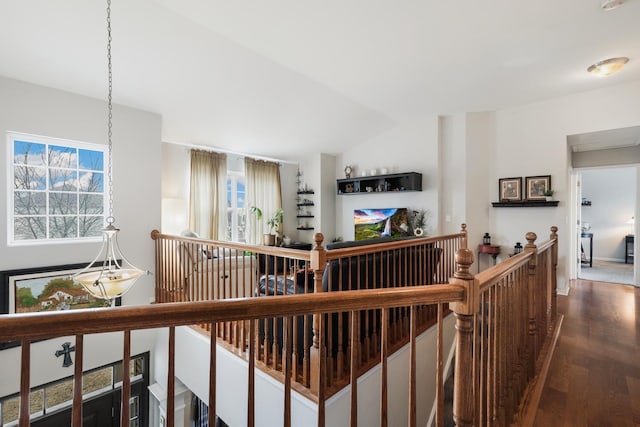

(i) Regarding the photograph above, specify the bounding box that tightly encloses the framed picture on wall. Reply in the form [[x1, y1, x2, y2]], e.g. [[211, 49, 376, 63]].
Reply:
[[499, 177, 522, 201], [525, 175, 551, 200], [0, 262, 119, 350]]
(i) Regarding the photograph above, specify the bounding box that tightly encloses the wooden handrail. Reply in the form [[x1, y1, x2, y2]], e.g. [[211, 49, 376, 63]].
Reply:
[[0, 285, 464, 342], [321, 232, 467, 261], [475, 250, 532, 291], [452, 226, 560, 426], [150, 229, 312, 260], [1, 224, 560, 427]]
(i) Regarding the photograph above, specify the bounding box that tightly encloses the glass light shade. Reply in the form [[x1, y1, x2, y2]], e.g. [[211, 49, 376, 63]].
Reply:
[[601, 0, 624, 10], [587, 57, 629, 76], [74, 222, 147, 301]]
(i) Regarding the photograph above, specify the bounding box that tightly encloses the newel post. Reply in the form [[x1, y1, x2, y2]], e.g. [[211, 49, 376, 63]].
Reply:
[[449, 246, 478, 427], [309, 234, 327, 409], [549, 226, 559, 323], [150, 230, 161, 303], [460, 223, 468, 249], [524, 232, 538, 378]]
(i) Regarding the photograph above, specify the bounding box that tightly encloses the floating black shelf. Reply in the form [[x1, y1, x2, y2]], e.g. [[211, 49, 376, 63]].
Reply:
[[337, 172, 422, 195], [297, 226, 314, 230], [296, 215, 314, 218], [296, 202, 314, 207], [492, 201, 559, 208], [297, 190, 315, 194]]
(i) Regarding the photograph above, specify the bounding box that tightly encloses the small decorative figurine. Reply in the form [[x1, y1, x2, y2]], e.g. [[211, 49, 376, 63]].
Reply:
[[344, 165, 353, 179]]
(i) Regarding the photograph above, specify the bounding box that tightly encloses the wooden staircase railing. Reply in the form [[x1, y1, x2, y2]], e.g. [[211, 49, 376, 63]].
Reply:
[[0, 225, 560, 426], [451, 227, 560, 427], [151, 227, 465, 398]]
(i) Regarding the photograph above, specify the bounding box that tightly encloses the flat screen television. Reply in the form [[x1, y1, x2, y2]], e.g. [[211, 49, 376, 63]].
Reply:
[[354, 208, 410, 241]]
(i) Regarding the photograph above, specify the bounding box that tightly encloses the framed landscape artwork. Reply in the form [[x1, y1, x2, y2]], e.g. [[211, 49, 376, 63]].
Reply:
[[0, 262, 118, 350], [525, 175, 551, 200], [499, 177, 522, 201]]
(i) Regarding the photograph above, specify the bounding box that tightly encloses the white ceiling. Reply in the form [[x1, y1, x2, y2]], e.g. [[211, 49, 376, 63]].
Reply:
[[1, 0, 639, 161]]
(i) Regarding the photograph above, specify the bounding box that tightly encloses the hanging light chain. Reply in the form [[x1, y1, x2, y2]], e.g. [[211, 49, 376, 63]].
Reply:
[[106, 0, 114, 221]]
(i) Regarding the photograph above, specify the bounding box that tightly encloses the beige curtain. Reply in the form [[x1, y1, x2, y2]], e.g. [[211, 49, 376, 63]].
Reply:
[[189, 150, 227, 240], [245, 158, 282, 244]]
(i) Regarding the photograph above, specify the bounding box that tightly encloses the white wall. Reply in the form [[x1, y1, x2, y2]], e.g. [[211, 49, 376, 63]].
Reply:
[[439, 112, 494, 270], [439, 114, 466, 235], [161, 315, 455, 427], [335, 116, 440, 241], [318, 153, 337, 244], [0, 76, 161, 305], [279, 162, 300, 241], [581, 167, 636, 261], [0, 75, 161, 396], [161, 143, 190, 234], [164, 326, 319, 427], [492, 80, 640, 293]]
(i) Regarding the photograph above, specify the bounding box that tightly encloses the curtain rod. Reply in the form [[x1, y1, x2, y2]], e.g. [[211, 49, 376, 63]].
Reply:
[[164, 140, 298, 165]]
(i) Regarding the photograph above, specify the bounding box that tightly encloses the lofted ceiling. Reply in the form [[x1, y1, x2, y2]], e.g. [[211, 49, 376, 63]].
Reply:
[[1, 0, 639, 161]]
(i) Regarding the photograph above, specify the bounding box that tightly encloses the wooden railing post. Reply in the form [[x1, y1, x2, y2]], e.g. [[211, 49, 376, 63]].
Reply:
[[309, 233, 327, 424], [549, 226, 558, 323], [449, 247, 478, 427], [524, 232, 538, 379], [460, 223, 468, 249]]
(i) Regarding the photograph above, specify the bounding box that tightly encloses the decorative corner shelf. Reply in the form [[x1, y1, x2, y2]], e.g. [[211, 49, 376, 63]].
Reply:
[[492, 201, 559, 208]]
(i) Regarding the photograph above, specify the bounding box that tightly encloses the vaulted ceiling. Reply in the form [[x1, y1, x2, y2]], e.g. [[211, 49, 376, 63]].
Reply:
[[1, 0, 639, 160]]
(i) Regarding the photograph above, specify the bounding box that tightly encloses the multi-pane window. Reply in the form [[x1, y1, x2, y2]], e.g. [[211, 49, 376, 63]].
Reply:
[[8, 132, 107, 244], [226, 172, 246, 242]]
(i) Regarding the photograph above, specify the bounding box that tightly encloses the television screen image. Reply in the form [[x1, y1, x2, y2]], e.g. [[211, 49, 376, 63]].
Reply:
[[354, 208, 410, 241]]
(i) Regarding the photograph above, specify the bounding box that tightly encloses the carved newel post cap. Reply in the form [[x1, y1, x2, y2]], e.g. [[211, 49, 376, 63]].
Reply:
[[461, 223, 467, 233], [454, 247, 474, 279], [525, 232, 537, 248], [551, 226, 558, 237], [150, 229, 160, 240], [313, 233, 325, 249]]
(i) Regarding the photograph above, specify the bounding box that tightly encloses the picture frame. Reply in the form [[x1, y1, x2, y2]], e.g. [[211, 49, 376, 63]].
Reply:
[[499, 177, 522, 201], [525, 175, 551, 200], [1, 262, 120, 350]]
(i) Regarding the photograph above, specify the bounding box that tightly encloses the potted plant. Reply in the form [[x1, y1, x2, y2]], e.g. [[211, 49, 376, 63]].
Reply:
[[250, 206, 283, 245], [412, 209, 428, 236], [543, 190, 554, 201]]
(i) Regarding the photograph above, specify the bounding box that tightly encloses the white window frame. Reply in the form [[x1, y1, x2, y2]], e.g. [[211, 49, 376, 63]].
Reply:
[[226, 171, 246, 242], [6, 131, 108, 246]]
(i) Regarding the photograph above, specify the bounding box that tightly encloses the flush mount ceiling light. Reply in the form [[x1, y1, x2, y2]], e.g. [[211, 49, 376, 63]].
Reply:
[[587, 57, 629, 76], [601, 0, 625, 11], [74, 0, 148, 302]]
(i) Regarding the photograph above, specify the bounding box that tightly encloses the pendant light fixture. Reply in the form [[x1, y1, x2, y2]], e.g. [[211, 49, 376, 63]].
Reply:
[[74, 0, 148, 301]]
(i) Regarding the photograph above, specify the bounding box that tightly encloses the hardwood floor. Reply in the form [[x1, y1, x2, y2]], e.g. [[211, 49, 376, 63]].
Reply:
[[534, 279, 640, 426]]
